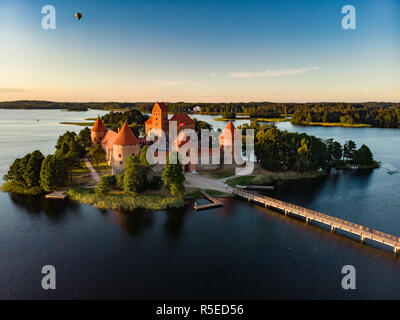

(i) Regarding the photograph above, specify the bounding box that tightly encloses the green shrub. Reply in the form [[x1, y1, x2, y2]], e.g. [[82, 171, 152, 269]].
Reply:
[[95, 174, 116, 194], [115, 173, 124, 190]]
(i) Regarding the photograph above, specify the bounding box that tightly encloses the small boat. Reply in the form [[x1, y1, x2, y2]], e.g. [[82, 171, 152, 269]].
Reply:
[[387, 170, 397, 175]]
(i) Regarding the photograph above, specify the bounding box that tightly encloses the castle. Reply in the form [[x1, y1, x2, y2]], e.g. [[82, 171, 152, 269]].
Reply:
[[91, 101, 240, 173]]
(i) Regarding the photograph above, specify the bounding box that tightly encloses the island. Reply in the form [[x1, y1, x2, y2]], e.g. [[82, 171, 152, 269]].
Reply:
[[1, 101, 379, 212]]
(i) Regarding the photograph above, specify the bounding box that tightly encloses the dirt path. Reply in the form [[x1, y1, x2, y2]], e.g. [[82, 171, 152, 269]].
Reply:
[[83, 157, 100, 183], [185, 172, 233, 193]]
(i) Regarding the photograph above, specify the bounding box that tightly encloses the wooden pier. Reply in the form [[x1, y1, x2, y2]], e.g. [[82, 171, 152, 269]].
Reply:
[[233, 189, 400, 254], [194, 192, 223, 211], [45, 190, 68, 199]]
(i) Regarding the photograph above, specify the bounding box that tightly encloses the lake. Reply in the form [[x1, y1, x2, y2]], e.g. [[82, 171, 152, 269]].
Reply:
[[0, 109, 399, 299]]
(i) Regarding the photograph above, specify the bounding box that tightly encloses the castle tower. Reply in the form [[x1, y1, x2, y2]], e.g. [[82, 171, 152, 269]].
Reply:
[[219, 120, 239, 165], [145, 102, 169, 136], [91, 117, 108, 144], [112, 122, 140, 172]]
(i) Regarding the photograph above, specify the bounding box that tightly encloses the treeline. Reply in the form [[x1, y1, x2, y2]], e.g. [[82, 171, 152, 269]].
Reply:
[[239, 122, 378, 172], [2, 100, 400, 128], [290, 104, 400, 128], [1, 128, 92, 195], [101, 110, 149, 135], [0, 100, 142, 111]]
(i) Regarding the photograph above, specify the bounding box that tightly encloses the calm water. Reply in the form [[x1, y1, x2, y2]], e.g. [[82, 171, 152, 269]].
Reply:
[[0, 110, 400, 299]]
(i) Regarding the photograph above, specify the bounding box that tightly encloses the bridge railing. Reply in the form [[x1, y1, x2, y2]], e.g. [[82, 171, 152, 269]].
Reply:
[[233, 189, 400, 245]]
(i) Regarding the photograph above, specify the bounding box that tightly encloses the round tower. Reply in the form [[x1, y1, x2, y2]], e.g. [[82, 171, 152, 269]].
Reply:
[[91, 117, 108, 144], [112, 122, 140, 172]]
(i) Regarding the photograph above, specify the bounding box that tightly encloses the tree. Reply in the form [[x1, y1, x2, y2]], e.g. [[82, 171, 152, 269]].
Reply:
[[222, 108, 236, 119], [95, 174, 116, 194], [79, 127, 92, 147], [3, 151, 44, 188], [139, 145, 151, 170], [123, 155, 147, 195], [331, 141, 343, 164], [24, 150, 45, 187], [3, 158, 21, 183], [89, 143, 106, 168], [343, 140, 356, 161], [297, 138, 311, 172], [306, 113, 313, 124], [353, 145, 374, 165], [40, 155, 67, 192], [161, 152, 185, 197]]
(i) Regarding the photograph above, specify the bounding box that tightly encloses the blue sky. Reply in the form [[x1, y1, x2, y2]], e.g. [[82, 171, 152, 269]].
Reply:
[[0, 0, 399, 102]]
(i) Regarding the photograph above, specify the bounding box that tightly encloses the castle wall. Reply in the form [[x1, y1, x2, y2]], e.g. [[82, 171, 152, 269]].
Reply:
[[112, 144, 140, 170], [91, 131, 106, 144]]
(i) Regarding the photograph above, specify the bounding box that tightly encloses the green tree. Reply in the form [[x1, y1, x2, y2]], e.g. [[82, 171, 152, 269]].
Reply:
[[331, 141, 343, 164], [95, 174, 116, 194], [79, 127, 92, 147], [343, 140, 356, 161], [123, 155, 147, 195], [161, 152, 185, 197], [89, 143, 106, 168], [40, 155, 67, 192], [23, 150, 45, 187], [297, 138, 311, 172], [3, 158, 21, 183], [353, 145, 374, 165], [139, 145, 151, 170]]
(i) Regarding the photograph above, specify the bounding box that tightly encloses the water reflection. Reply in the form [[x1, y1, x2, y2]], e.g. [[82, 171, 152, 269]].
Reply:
[[164, 207, 189, 239], [9, 193, 78, 219], [112, 209, 154, 236]]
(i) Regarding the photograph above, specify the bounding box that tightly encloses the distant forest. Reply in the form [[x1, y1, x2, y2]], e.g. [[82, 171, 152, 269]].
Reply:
[[1, 100, 400, 128]]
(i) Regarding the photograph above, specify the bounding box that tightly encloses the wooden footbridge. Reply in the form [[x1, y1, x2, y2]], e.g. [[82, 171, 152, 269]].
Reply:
[[233, 189, 400, 254]]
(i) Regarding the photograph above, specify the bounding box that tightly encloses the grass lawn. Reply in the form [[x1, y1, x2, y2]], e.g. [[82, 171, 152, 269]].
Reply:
[[67, 187, 185, 211], [68, 160, 95, 187], [225, 165, 325, 188], [214, 117, 249, 121], [205, 189, 233, 198], [198, 168, 235, 179], [184, 188, 204, 199], [95, 162, 112, 176], [226, 176, 256, 188], [59, 122, 95, 126], [252, 118, 289, 122]]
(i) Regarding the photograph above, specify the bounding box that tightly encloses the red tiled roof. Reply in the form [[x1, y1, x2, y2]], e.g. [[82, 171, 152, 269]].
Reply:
[[102, 129, 118, 150], [154, 101, 168, 112], [112, 122, 139, 146], [225, 120, 236, 132], [169, 113, 195, 126], [144, 115, 153, 124], [91, 117, 107, 132]]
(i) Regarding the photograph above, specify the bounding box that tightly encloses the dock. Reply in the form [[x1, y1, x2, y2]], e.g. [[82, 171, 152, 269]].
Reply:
[[233, 189, 400, 254], [45, 189, 68, 199], [194, 191, 224, 211]]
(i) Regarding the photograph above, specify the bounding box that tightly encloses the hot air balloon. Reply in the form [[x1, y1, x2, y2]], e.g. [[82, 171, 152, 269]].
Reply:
[[75, 13, 82, 21]]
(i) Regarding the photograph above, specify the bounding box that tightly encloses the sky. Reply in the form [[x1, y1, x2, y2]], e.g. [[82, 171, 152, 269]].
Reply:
[[0, 0, 399, 102]]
